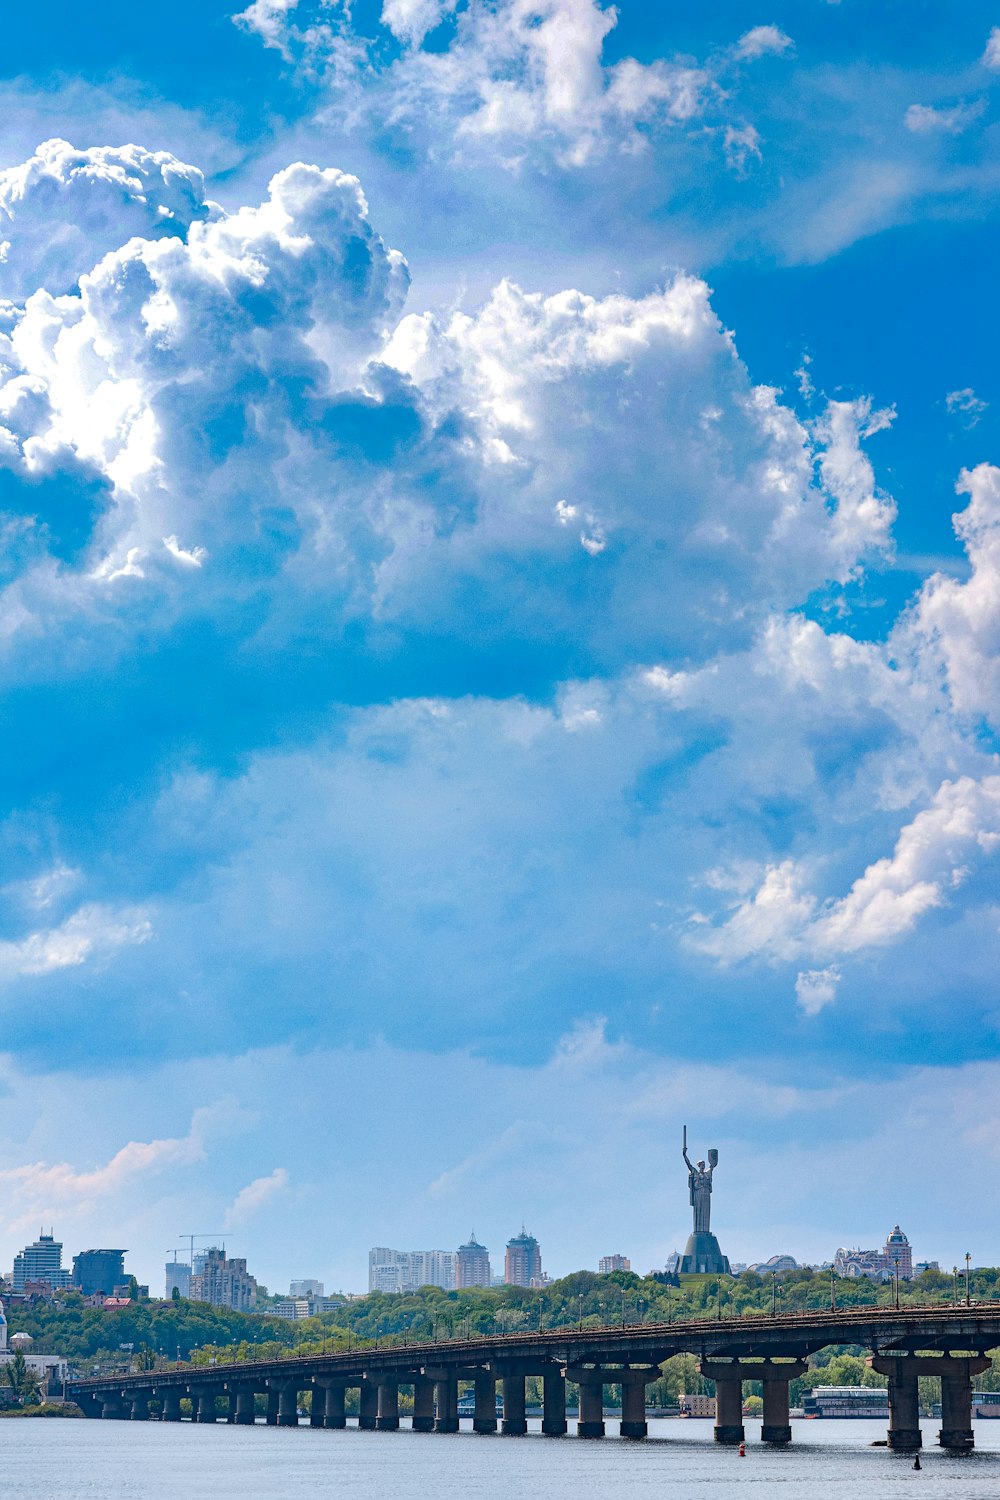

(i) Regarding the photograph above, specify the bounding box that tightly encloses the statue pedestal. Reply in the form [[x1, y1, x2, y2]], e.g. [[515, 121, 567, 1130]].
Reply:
[[679, 1232, 731, 1275]]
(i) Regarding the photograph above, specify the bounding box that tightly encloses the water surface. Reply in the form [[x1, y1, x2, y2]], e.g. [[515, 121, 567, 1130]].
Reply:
[[5, 1416, 999, 1499]]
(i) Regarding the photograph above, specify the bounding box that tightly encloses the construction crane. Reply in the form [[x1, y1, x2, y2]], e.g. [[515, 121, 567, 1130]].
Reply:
[[175, 1233, 227, 1271]]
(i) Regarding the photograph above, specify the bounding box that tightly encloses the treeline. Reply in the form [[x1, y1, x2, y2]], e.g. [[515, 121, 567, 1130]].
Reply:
[[12, 1265, 1000, 1398]]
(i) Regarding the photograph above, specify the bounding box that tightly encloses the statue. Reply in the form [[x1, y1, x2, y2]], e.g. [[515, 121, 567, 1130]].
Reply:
[[682, 1127, 718, 1234], [678, 1126, 731, 1275]]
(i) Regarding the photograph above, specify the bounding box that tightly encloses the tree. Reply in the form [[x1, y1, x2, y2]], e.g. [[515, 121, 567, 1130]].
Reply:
[[5, 1347, 40, 1407]]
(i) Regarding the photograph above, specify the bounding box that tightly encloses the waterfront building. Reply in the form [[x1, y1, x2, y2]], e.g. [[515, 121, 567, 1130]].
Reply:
[[72, 1249, 125, 1297], [165, 1261, 191, 1299], [367, 1247, 457, 1293], [504, 1228, 542, 1288], [802, 1386, 890, 1418], [456, 1233, 491, 1289], [188, 1247, 257, 1312], [12, 1232, 71, 1294], [679, 1392, 715, 1417], [598, 1254, 631, 1274], [883, 1225, 913, 1279]]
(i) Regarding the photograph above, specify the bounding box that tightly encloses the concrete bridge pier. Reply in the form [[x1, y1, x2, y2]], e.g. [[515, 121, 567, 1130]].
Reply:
[[101, 1396, 126, 1420], [712, 1374, 745, 1446], [411, 1377, 435, 1432], [620, 1372, 649, 1440], [309, 1384, 326, 1427], [161, 1390, 182, 1422], [130, 1393, 149, 1421], [265, 1388, 279, 1426], [502, 1375, 527, 1435], [874, 1357, 921, 1451], [576, 1375, 606, 1438], [195, 1389, 219, 1423], [324, 1383, 347, 1429], [939, 1356, 990, 1451], [235, 1389, 256, 1426], [761, 1361, 807, 1444], [542, 1370, 567, 1436], [473, 1371, 497, 1433], [376, 1378, 400, 1431], [276, 1381, 299, 1427], [358, 1380, 379, 1431], [435, 1376, 459, 1434]]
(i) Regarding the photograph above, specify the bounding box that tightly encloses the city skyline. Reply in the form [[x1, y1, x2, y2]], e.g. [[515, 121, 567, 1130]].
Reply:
[[0, 1213, 971, 1302], [0, 0, 997, 1292]]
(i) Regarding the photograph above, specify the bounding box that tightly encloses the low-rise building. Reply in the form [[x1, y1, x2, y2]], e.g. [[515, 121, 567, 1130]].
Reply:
[[679, 1392, 715, 1417]]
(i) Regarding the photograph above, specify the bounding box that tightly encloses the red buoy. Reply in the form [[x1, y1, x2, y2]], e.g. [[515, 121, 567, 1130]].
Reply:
[[738, 1441, 746, 1457]]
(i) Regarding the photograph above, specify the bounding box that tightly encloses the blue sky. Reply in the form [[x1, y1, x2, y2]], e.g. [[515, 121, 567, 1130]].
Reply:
[[0, 0, 997, 1293]]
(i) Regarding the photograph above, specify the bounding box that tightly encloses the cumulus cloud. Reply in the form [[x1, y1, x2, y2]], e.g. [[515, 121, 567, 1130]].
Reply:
[[225, 1166, 290, 1226], [983, 26, 1000, 69], [0, 138, 218, 300], [909, 464, 1000, 728], [795, 967, 840, 1017], [733, 25, 793, 62], [231, 0, 802, 170]]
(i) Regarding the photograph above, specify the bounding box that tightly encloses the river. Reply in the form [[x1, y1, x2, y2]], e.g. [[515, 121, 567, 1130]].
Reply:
[[5, 1416, 999, 1498]]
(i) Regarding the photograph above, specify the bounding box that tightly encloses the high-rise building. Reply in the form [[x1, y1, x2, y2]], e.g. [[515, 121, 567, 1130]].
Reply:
[[598, 1254, 631, 1274], [456, 1233, 491, 1289], [367, 1248, 456, 1293], [165, 1262, 192, 1299], [289, 1279, 324, 1298], [883, 1225, 913, 1280], [72, 1249, 126, 1296], [12, 1232, 71, 1294], [504, 1228, 541, 1288], [188, 1247, 257, 1312]]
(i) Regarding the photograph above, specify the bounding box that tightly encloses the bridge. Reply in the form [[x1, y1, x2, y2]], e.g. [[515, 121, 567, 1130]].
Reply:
[[67, 1304, 1000, 1452]]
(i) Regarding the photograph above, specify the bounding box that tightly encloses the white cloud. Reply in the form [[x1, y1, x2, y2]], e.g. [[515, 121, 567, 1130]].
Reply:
[[234, 0, 302, 53], [909, 464, 1000, 729], [795, 967, 840, 1017], [733, 25, 793, 62], [945, 387, 987, 428], [983, 26, 1000, 69], [0, 138, 219, 300], [225, 1167, 290, 1226], [381, 0, 457, 46], [694, 776, 1000, 966], [0, 1113, 207, 1231], [724, 123, 762, 173], [0, 902, 151, 980], [904, 101, 981, 135], [163, 535, 207, 568]]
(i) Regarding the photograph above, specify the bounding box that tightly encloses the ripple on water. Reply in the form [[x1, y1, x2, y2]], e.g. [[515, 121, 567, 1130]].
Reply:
[[3, 1417, 998, 1500]]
